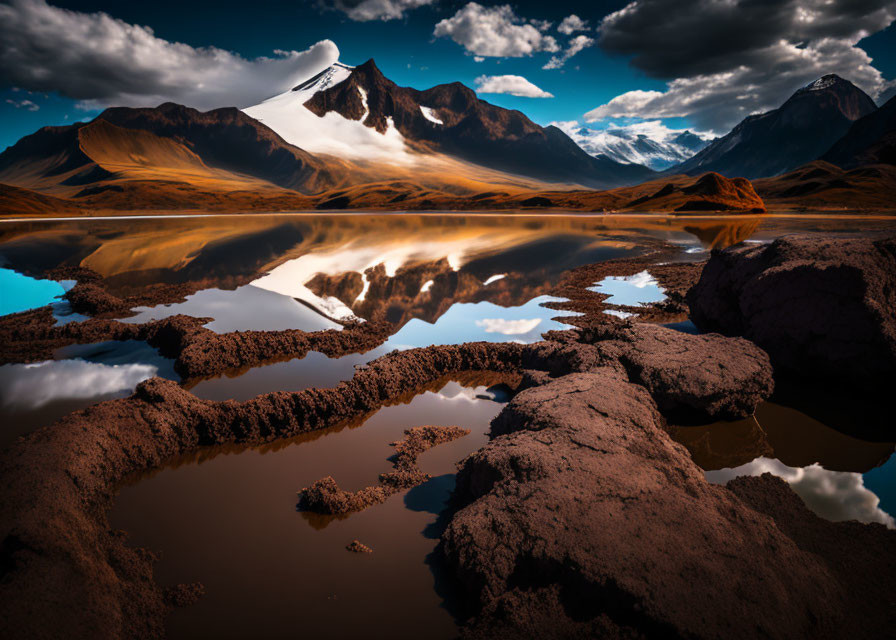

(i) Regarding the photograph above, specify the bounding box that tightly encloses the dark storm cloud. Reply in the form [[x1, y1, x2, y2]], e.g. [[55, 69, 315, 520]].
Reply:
[[598, 0, 896, 78], [586, 0, 896, 131]]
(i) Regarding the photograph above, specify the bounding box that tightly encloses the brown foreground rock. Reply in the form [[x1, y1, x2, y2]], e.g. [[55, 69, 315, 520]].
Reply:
[[440, 371, 896, 639], [687, 234, 896, 383]]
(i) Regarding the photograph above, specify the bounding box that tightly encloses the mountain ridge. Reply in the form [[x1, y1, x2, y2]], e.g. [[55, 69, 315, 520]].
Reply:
[[670, 74, 878, 179]]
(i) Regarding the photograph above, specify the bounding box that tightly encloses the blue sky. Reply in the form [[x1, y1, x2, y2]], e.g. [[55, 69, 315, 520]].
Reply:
[[2, 0, 895, 150]]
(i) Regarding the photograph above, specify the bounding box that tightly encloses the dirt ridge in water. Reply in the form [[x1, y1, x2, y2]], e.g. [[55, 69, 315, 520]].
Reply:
[[297, 425, 470, 515]]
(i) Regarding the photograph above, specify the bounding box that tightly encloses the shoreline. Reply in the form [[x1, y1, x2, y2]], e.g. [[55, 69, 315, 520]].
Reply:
[[3, 209, 896, 223]]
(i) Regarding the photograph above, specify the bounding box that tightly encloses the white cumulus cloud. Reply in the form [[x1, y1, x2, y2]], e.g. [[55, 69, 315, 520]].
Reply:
[[558, 14, 589, 35], [434, 3, 559, 58], [474, 75, 554, 98], [0, 0, 342, 110], [543, 34, 595, 70], [328, 0, 435, 21]]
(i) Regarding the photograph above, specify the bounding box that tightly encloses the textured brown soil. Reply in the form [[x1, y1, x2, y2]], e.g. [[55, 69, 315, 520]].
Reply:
[[346, 540, 373, 554], [688, 233, 896, 384], [297, 425, 470, 515], [440, 371, 896, 639]]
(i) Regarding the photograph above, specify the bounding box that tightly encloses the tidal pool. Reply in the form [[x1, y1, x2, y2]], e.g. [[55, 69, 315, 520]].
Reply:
[[110, 378, 511, 640]]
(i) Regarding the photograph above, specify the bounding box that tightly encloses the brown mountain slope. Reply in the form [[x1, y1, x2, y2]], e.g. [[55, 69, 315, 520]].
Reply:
[[0, 171, 766, 215], [310, 171, 766, 213], [0, 118, 286, 196], [755, 161, 896, 211], [823, 94, 896, 169], [96, 103, 350, 193], [0, 184, 81, 216]]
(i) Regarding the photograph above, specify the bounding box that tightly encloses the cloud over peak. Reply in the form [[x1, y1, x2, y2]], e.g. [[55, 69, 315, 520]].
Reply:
[[0, 0, 341, 110]]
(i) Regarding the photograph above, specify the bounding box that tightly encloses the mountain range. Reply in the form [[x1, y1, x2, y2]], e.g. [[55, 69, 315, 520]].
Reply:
[[558, 123, 711, 170], [0, 57, 894, 215]]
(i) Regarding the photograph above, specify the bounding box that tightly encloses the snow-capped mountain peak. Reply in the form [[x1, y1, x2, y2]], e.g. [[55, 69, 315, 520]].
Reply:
[[552, 120, 712, 170], [243, 59, 414, 164], [290, 62, 354, 102]]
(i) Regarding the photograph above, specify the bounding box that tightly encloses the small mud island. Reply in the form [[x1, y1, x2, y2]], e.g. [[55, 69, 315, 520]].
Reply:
[[0, 228, 894, 640]]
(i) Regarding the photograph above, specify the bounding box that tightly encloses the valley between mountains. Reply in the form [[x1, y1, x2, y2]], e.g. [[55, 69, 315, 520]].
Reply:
[[1, 56, 894, 217]]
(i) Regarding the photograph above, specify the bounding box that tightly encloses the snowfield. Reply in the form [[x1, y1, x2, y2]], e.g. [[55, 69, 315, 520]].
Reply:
[[243, 55, 414, 164]]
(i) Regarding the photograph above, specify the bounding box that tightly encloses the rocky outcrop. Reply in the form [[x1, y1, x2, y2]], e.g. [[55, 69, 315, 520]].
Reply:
[[626, 172, 766, 213], [597, 323, 774, 420], [297, 425, 470, 515], [440, 371, 896, 639], [687, 234, 896, 383]]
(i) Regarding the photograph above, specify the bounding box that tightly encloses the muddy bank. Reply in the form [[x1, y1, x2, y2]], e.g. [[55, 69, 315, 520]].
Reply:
[[0, 321, 774, 639], [688, 233, 896, 384], [0, 304, 394, 381], [297, 425, 470, 515], [439, 371, 896, 639]]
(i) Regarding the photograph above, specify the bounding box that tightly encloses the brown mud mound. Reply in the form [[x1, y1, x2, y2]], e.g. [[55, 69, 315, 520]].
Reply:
[[687, 234, 896, 384], [551, 322, 773, 420], [298, 425, 470, 515], [439, 372, 896, 639], [346, 540, 373, 554]]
